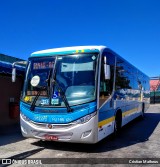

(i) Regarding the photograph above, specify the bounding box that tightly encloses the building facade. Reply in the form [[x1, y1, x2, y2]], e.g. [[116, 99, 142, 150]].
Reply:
[[150, 77, 160, 104], [0, 54, 25, 126]]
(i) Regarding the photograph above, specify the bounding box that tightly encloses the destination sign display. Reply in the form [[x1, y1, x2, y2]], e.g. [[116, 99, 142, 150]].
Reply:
[[33, 61, 54, 69]]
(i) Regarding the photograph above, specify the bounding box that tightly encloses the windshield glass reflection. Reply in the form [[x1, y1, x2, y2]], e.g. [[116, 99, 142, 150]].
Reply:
[[22, 53, 98, 107], [52, 54, 98, 106]]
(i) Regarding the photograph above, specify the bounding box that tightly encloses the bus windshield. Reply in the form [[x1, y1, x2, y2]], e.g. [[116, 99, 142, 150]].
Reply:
[[22, 53, 98, 108]]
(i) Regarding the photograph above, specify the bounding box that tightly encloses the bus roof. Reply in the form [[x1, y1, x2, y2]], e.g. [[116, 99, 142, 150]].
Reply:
[[30, 45, 149, 77], [31, 45, 107, 57]]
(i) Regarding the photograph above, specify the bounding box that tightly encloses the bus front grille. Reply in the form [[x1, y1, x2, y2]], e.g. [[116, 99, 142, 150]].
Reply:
[[29, 121, 75, 129]]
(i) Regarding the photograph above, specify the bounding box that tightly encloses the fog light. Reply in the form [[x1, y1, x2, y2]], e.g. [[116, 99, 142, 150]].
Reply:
[[81, 130, 92, 138]]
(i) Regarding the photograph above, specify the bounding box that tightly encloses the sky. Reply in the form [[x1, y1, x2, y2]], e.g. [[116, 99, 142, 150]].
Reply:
[[0, 0, 160, 77]]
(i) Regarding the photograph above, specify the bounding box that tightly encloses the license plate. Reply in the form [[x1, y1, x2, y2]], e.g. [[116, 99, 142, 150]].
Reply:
[[44, 134, 58, 141]]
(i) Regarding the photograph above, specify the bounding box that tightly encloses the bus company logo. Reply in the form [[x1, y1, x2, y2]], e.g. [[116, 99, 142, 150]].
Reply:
[[47, 124, 53, 129]]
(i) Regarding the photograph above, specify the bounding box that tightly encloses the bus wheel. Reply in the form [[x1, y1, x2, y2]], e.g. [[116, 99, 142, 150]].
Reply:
[[113, 111, 122, 136]]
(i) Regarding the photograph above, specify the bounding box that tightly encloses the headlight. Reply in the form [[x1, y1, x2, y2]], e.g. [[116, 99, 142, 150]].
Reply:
[[72, 111, 96, 124], [21, 112, 31, 122]]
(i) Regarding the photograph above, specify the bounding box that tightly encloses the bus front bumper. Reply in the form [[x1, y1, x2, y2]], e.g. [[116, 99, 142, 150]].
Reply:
[[20, 114, 98, 143]]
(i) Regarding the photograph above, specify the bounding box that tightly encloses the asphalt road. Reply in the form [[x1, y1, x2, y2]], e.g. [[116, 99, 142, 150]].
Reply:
[[30, 104, 160, 156], [0, 104, 160, 167]]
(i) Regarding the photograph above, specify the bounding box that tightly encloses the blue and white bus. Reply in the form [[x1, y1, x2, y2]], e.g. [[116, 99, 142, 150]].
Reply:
[[12, 46, 150, 143]]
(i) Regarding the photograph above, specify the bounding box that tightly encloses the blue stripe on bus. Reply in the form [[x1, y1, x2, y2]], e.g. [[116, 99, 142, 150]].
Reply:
[[98, 109, 115, 122], [98, 101, 140, 123], [20, 101, 97, 124]]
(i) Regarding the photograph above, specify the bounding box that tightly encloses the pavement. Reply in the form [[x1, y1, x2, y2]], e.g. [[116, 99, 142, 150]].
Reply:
[[0, 123, 42, 160], [0, 104, 160, 167], [0, 123, 23, 146]]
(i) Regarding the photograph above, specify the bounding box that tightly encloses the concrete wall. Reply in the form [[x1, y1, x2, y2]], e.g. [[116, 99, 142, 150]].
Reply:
[[0, 74, 24, 126]]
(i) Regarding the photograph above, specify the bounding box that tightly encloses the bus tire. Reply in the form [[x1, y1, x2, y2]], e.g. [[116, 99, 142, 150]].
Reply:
[[140, 103, 145, 119], [113, 110, 122, 136]]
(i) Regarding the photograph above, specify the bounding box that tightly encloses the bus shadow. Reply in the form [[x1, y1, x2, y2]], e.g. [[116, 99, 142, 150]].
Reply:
[[0, 124, 25, 146], [32, 112, 160, 153]]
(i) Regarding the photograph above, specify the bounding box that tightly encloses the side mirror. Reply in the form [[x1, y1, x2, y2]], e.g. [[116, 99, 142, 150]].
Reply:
[[104, 64, 111, 80], [12, 68, 16, 82]]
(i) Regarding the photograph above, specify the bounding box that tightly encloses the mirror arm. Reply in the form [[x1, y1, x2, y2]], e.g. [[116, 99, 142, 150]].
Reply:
[[12, 62, 16, 69], [104, 64, 111, 80], [12, 61, 27, 82]]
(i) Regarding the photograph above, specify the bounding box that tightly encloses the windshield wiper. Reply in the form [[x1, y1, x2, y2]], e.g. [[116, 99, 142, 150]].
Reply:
[[30, 86, 46, 111], [52, 79, 73, 113], [45, 69, 52, 97], [51, 56, 72, 112], [30, 68, 52, 111]]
